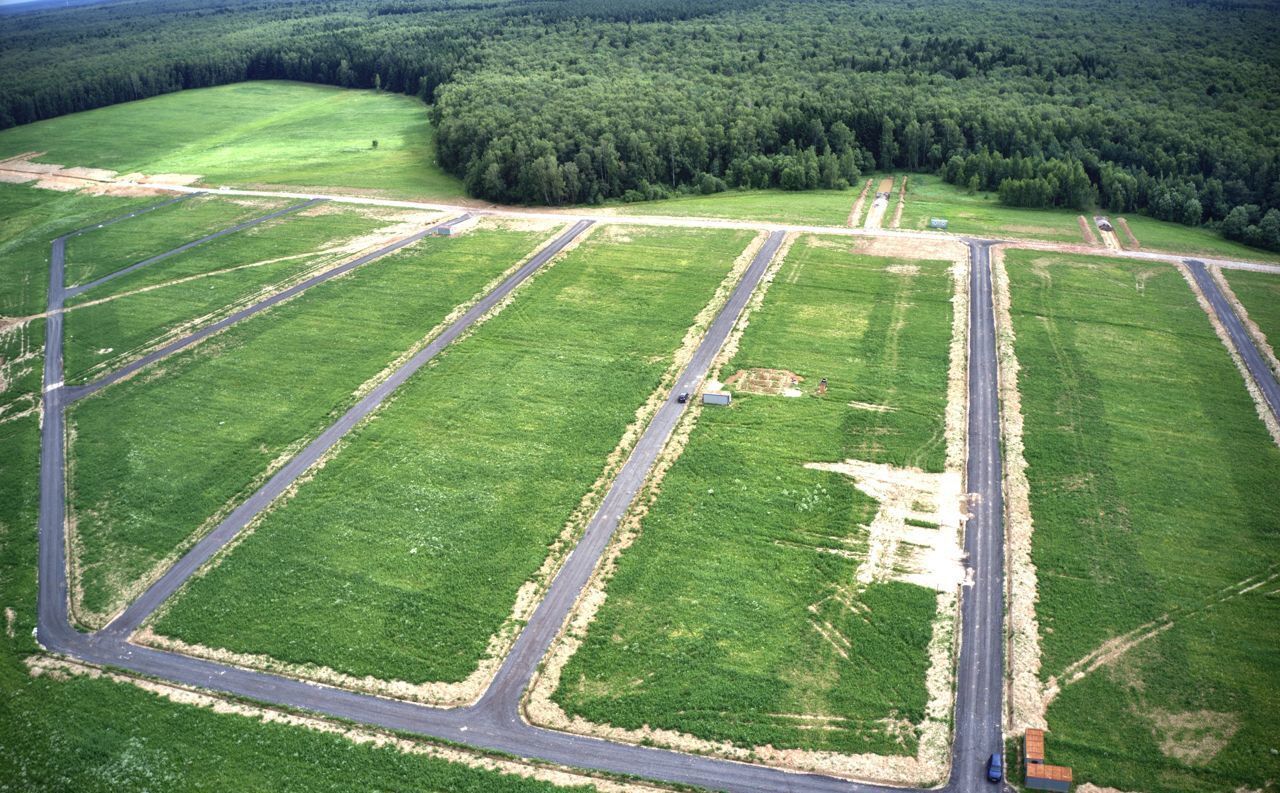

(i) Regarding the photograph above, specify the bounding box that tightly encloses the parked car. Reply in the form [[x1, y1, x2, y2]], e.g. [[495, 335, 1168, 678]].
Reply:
[[677, 392, 689, 404], [987, 752, 1003, 783]]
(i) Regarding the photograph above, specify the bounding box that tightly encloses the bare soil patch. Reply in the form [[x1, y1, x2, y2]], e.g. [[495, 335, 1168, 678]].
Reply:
[[4, 606, 14, 638], [805, 460, 964, 592], [726, 367, 803, 396], [1116, 217, 1141, 249], [1078, 216, 1100, 246], [847, 178, 874, 227], [890, 176, 908, 229], [1148, 709, 1240, 766], [0, 154, 169, 197]]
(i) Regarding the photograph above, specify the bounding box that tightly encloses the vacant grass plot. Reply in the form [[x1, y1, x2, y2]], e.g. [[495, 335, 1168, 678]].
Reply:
[[151, 226, 750, 690], [61, 205, 406, 383], [549, 236, 956, 758], [616, 188, 857, 226], [0, 182, 148, 316], [61, 194, 290, 288], [0, 82, 464, 199], [68, 222, 548, 625], [1119, 215, 1280, 263], [898, 174, 1083, 243], [1005, 250, 1280, 793], [1223, 270, 1280, 363]]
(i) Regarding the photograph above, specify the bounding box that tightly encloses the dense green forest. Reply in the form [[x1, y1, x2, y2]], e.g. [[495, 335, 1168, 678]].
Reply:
[[2, 0, 1279, 247]]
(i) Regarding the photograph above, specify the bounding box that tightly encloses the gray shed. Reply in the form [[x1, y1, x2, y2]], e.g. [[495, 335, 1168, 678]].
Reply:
[[702, 391, 732, 406], [929, 217, 949, 229]]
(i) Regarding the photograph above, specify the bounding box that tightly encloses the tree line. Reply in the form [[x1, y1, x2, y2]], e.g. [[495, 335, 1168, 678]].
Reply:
[[2, 0, 1278, 249]]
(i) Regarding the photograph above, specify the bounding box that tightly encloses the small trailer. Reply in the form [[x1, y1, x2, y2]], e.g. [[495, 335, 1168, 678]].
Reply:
[[929, 217, 949, 229], [438, 215, 479, 236], [702, 391, 732, 406]]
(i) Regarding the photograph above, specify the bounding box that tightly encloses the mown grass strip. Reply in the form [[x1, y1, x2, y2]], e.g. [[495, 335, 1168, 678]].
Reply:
[[68, 224, 548, 624], [151, 226, 751, 687], [62, 194, 291, 289], [1005, 249, 1280, 793], [61, 207, 396, 383], [552, 236, 953, 755]]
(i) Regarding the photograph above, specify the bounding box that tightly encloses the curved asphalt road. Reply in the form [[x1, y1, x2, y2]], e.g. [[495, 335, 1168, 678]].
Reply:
[[37, 206, 1013, 792]]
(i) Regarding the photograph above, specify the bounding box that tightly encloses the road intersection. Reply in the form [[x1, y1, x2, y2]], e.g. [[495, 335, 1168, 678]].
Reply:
[[30, 185, 1280, 792]]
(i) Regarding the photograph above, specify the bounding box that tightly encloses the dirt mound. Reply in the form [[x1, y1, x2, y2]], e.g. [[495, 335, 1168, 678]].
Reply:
[[726, 367, 803, 396]]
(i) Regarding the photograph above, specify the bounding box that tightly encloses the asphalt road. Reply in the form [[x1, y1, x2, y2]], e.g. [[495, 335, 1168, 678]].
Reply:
[[35, 211, 1015, 792], [1186, 260, 1280, 422], [63, 196, 322, 299], [949, 241, 1007, 792]]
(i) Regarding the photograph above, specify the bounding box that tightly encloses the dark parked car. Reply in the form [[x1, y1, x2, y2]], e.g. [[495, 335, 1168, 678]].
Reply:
[[677, 392, 689, 403], [987, 752, 1003, 783]]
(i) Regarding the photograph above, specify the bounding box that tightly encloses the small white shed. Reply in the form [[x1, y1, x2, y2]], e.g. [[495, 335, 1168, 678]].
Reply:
[[702, 391, 732, 406]]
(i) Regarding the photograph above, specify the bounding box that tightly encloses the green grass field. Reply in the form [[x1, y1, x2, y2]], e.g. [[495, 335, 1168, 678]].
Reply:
[[1120, 215, 1280, 263], [62, 195, 290, 288], [1005, 250, 1280, 793], [616, 187, 858, 226], [1222, 270, 1280, 361], [68, 222, 547, 625], [151, 226, 750, 687], [551, 236, 955, 756], [898, 173, 1085, 243], [0, 301, 598, 793], [61, 206, 401, 383], [0, 183, 149, 316], [0, 82, 464, 200]]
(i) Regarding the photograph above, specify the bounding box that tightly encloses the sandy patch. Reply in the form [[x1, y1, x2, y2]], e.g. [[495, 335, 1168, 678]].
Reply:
[[1211, 266, 1280, 381], [1178, 262, 1280, 447], [991, 246, 1049, 731], [805, 460, 965, 592], [725, 367, 802, 396], [24, 656, 665, 793], [863, 196, 889, 230], [0, 169, 37, 185], [886, 263, 920, 276], [1149, 709, 1240, 766], [137, 224, 598, 707], [847, 178, 874, 227], [132, 173, 203, 186], [1078, 216, 1100, 246], [846, 235, 969, 265], [4, 607, 14, 638]]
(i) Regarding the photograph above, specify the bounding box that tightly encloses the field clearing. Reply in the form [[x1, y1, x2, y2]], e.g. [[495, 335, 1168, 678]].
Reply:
[[60, 206, 404, 383], [544, 235, 958, 764], [898, 174, 1083, 243], [615, 188, 858, 226], [1003, 249, 1280, 792], [67, 223, 548, 626], [1119, 215, 1280, 263], [0, 182, 149, 316], [0, 82, 464, 200], [62, 194, 290, 288], [148, 226, 752, 693]]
